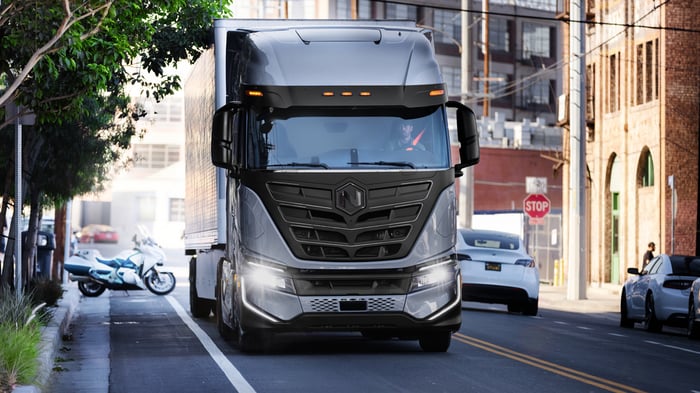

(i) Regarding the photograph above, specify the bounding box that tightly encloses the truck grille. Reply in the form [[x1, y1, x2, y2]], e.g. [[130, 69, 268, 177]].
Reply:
[[267, 179, 432, 261], [301, 295, 405, 313]]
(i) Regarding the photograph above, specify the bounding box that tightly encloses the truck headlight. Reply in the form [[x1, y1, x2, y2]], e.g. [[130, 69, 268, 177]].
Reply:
[[246, 261, 296, 294], [409, 260, 455, 293]]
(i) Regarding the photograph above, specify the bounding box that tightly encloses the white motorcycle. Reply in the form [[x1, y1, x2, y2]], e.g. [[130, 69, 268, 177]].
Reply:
[[65, 229, 176, 297]]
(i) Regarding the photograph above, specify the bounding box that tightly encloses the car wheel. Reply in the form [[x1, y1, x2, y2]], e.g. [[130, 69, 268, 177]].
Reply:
[[523, 298, 538, 316], [507, 303, 522, 313], [620, 291, 634, 328], [689, 295, 700, 340], [643, 293, 663, 333]]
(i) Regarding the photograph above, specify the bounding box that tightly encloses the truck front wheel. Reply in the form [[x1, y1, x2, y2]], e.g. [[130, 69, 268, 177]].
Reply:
[[418, 331, 452, 352]]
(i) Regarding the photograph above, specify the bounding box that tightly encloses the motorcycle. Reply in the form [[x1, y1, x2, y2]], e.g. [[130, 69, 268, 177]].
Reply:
[[64, 229, 176, 297]]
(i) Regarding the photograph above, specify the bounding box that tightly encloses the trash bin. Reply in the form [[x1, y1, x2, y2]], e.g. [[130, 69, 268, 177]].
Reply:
[[35, 231, 56, 278], [21, 230, 57, 278]]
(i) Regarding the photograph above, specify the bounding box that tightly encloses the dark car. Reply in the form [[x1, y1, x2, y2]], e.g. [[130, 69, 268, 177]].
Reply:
[[79, 224, 119, 244]]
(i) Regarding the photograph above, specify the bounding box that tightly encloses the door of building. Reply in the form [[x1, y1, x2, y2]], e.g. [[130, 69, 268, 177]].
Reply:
[[611, 192, 620, 284]]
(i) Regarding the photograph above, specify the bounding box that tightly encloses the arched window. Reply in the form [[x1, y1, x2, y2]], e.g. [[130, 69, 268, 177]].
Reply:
[[638, 148, 654, 187]]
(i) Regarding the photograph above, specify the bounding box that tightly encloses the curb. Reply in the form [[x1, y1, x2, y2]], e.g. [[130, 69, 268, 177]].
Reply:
[[13, 284, 80, 393]]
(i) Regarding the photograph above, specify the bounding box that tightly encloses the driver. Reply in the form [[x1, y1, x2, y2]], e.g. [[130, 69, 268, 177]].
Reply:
[[389, 122, 426, 151]]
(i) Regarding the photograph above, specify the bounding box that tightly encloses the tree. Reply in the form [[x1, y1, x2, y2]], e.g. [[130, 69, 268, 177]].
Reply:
[[0, 0, 232, 288]]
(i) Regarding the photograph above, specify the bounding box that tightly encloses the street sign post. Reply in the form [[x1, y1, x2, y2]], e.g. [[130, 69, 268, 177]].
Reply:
[[523, 193, 550, 224]]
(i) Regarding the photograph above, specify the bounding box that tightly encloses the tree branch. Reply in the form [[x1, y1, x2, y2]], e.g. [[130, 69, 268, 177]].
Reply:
[[0, 0, 114, 108]]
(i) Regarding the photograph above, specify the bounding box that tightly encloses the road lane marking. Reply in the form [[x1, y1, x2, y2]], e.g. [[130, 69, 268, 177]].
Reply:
[[166, 296, 256, 393], [608, 333, 626, 337], [454, 333, 645, 393], [644, 340, 700, 355]]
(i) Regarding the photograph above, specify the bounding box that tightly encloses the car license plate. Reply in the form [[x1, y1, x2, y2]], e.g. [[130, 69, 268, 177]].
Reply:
[[485, 262, 501, 272]]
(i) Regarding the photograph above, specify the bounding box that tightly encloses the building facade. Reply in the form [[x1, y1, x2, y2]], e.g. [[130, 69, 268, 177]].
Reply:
[[559, 0, 700, 285]]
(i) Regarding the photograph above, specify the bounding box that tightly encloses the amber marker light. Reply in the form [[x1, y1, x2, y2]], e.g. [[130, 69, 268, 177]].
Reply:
[[341, 91, 353, 96], [429, 89, 445, 96], [359, 91, 371, 96], [322, 91, 335, 96], [246, 90, 264, 97]]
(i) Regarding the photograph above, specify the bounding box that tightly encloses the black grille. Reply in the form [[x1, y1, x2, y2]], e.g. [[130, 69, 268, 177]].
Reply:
[[247, 171, 452, 262]]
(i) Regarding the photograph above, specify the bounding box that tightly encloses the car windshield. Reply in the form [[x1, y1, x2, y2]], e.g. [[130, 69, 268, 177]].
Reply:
[[461, 231, 520, 250], [669, 255, 700, 276], [246, 106, 450, 170]]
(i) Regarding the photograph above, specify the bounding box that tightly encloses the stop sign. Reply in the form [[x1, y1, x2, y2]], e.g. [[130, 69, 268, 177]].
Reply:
[[523, 193, 551, 219]]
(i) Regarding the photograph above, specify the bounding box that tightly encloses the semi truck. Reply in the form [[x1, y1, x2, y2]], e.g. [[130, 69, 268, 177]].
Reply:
[[184, 19, 480, 352]]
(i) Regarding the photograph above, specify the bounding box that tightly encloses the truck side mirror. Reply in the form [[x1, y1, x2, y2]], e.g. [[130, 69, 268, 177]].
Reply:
[[212, 102, 241, 170], [447, 101, 480, 175]]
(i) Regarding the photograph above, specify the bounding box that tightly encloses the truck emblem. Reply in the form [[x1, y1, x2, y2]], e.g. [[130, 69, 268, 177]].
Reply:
[[336, 183, 366, 215]]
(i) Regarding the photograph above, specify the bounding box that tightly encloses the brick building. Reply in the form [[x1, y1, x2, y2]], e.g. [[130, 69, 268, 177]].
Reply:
[[559, 0, 700, 285]]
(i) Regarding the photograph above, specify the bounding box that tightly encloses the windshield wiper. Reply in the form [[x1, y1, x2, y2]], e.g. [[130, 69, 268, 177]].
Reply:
[[350, 161, 416, 169], [267, 162, 329, 169]]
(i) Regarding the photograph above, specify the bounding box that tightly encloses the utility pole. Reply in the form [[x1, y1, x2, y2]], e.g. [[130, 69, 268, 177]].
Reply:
[[567, 0, 587, 300], [482, 0, 490, 117], [461, 0, 474, 229]]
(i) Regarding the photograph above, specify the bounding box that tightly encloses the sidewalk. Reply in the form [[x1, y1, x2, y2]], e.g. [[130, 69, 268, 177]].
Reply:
[[13, 281, 622, 392], [538, 282, 621, 314]]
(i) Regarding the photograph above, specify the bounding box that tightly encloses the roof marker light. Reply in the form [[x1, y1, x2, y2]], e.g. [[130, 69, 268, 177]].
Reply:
[[246, 90, 263, 97], [341, 91, 353, 96], [323, 91, 334, 96], [429, 89, 445, 97], [359, 91, 371, 96]]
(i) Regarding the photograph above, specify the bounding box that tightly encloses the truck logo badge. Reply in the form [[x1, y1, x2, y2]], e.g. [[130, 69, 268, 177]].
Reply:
[[336, 183, 366, 215]]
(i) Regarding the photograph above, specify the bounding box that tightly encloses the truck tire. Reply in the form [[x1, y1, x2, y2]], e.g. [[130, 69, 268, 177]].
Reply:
[[418, 331, 452, 352], [189, 257, 213, 318], [216, 259, 236, 340]]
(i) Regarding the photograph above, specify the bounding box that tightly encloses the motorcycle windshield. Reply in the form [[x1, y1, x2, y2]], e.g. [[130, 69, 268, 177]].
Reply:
[[246, 105, 451, 170]]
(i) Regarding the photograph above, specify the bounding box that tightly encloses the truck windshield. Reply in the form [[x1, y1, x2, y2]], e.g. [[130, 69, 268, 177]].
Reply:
[[246, 106, 451, 170]]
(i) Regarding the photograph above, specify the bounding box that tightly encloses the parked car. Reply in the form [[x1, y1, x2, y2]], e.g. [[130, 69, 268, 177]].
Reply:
[[689, 277, 700, 339], [79, 224, 119, 244], [620, 254, 700, 332], [456, 228, 540, 316]]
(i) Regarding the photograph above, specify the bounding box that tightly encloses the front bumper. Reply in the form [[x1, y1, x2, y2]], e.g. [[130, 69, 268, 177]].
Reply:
[[239, 262, 462, 334]]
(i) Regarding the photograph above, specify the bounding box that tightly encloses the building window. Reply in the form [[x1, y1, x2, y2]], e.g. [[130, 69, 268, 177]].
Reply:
[[433, 9, 461, 46], [477, 72, 512, 107], [636, 44, 643, 105], [635, 39, 659, 106], [645, 41, 653, 103], [385, 2, 416, 20], [440, 65, 461, 98], [137, 196, 157, 221], [169, 198, 185, 221], [608, 52, 619, 113], [478, 18, 510, 54], [638, 149, 654, 187], [134, 144, 181, 169], [523, 79, 552, 105], [522, 22, 551, 59]]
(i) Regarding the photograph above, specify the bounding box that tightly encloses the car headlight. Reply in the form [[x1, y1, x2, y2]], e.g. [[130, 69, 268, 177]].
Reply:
[[246, 261, 296, 294], [409, 260, 456, 292]]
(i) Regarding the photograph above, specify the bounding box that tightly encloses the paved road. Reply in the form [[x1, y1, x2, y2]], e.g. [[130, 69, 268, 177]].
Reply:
[[43, 244, 700, 393]]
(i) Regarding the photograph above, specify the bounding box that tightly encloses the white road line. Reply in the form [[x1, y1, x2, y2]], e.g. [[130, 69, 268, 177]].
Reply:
[[607, 333, 626, 337], [644, 340, 700, 355], [166, 296, 256, 393], [554, 321, 568, 325], [576, 326, 592, 330]]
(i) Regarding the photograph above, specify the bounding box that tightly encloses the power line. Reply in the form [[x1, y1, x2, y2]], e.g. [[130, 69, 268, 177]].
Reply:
[[378, 0, 700, 34]]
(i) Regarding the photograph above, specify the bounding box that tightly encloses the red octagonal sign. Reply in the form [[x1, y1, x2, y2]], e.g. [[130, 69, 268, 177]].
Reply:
[[523, 193, 551, 219]]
